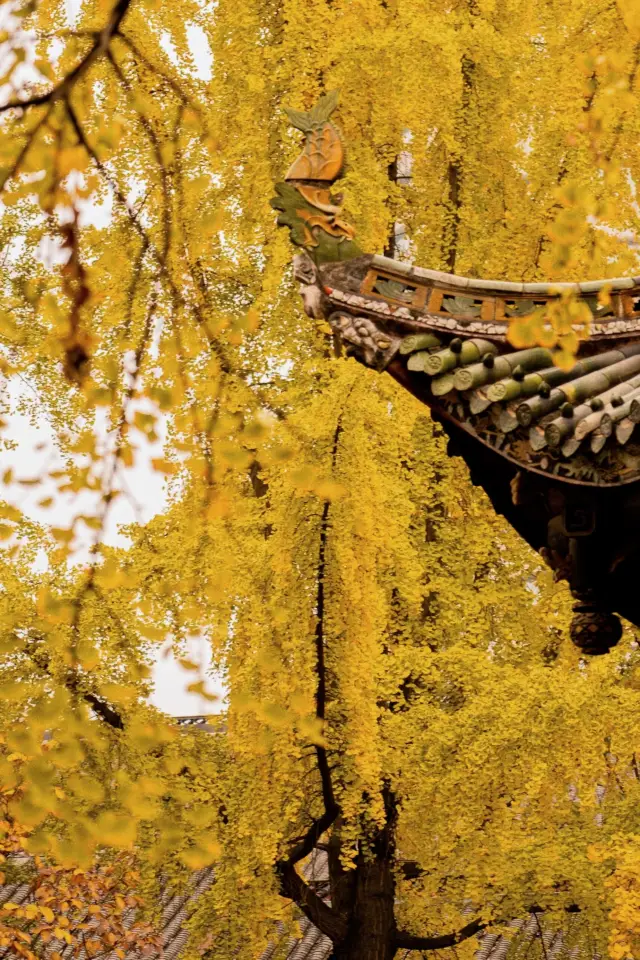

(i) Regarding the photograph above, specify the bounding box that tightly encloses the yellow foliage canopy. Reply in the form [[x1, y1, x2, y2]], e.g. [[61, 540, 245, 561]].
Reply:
[[2, 0, 640, 958]]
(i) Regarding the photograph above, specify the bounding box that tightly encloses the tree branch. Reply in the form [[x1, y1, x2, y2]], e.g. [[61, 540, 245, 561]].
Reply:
[[276, 858, 349, 943], [24, 638, 125, 730], [115, 33, 193, 108], [82, 692, 125, 730], [312, 412, 346, 817], [444, 54, 474, 272], [395, 917, 487, 951], [275, 806, 342, 941], [283, 807, 339, 870], [395, 903, 581, 952], [105, 46, 172, 269], [67, 97, 234, 379], [0, 0, 131, 114], [272, 411, 354, 944], [533, 912, 551, 960], [0, 103, 54, 191], [314, 497, 335, 816], [64, 98, 151, 249]]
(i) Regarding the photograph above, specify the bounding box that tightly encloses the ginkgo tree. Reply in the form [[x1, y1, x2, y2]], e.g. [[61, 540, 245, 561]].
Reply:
[[4, 1, 640, 959]]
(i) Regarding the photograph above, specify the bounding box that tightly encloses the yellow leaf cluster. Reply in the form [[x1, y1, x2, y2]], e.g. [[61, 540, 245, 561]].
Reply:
[[1, 0, 640, 956]]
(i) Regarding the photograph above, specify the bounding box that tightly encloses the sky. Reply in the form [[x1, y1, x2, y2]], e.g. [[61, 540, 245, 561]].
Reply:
[[1, 0, 222, 717], [3, 365, 225, 717]]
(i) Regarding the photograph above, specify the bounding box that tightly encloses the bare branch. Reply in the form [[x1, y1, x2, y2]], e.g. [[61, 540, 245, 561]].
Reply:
[[396, 903, 581, 953], [271, 412, 353, 944], [105, 46, 172, 267], [312, 411, 347, 817], [24, 638, 124, 730], [0, 0, 132, 114], [68, 98, 234, 378], [283, 807, 339, 871], [114, 32, 204, 118], [314, 497, 335, 815], [65, 98, 152, 249], [534, 912, 551, 960], [82, 692, 125, 730], [0, 103, 53, 191], [395, 917, 487, 952], [276, 857, 348, 944]]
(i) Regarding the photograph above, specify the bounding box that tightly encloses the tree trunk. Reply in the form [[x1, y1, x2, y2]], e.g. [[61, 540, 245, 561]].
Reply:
[[332, 857, 396, 960], [331, 785, 399, 960]]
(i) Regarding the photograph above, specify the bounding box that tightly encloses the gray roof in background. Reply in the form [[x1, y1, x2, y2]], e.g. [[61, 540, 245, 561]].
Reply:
[[0, 723, 602, 959], [0, 848, 602, 960], [0, 861, 216, 960]]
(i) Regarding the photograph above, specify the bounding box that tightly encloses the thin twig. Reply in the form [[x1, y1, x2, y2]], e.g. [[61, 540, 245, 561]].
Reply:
[[0, 102, 53, 191]]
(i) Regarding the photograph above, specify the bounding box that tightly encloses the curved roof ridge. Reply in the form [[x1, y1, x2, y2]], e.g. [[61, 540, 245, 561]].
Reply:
[[371, 254, 640, 295]]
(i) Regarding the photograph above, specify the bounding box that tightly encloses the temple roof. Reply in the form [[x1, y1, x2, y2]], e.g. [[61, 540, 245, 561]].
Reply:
[[305, 247, 640, 647], [372, 253, 640, 300], [315, 253, 640, 488], [272, 92, 640, 494]]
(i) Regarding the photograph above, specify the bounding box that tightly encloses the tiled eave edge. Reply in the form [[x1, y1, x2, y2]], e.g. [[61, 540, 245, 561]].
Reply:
[[326, 286, 510, 340], [320, 255, 640, 345], [324, 286, 640, 348]]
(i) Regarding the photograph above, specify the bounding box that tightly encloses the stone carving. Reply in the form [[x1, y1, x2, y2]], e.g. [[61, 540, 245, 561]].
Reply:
[[329, 312, 397, 370], [271, 92, 361, 264], [293, 253, 327, 319]]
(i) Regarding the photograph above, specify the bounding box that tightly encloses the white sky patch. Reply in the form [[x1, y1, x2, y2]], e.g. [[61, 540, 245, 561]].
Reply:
[[1, 4, 222, 715], [0, 377, 218, 716], [187, 24, 213, 81], [47, 36, 64, 66], [150, 637, 223, 716], [159, 30, 180, 69], [36, 233, 69, 269], [587, 215, 640, 253], [64, 0, 83, 27], [1, 378, 167, 553], [78, 185, 113, 229], [160, 23, 213, 82]]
